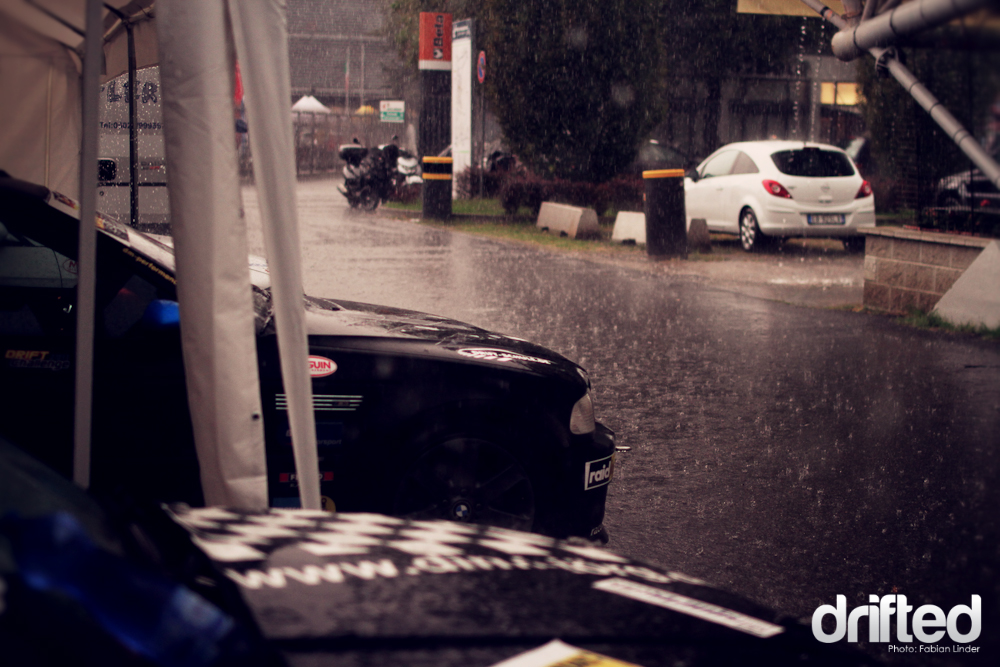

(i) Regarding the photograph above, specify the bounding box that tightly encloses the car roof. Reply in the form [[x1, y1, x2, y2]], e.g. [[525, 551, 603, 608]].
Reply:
[[711, 140, 847, 158]]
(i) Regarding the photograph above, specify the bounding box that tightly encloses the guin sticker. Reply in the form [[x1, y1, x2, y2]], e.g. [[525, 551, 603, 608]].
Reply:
[[592, 578, 785, 639], [309, 355, 337, 377]]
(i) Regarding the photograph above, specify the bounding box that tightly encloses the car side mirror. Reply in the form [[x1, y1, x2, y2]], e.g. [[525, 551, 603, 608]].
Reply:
[[686, 169, 700, 182]]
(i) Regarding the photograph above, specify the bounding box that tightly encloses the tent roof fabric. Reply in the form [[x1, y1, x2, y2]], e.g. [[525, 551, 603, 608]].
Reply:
[[291, 95, 331, 113]]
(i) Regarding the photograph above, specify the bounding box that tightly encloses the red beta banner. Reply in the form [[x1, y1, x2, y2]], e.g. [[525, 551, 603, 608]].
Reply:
[[418, 12, 452, 71]]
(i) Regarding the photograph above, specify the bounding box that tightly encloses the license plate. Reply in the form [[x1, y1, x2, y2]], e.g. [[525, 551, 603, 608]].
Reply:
[[807, 214, 845, 225]]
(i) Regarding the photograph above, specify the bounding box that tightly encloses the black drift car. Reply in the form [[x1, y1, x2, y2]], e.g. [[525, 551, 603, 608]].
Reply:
[[0, 173, 615, 540]]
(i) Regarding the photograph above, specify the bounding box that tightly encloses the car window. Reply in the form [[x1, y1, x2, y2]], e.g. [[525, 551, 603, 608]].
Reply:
[[699, 151, 738, 179], [770, 148, 855, 177], [730, 151, 759, 175]]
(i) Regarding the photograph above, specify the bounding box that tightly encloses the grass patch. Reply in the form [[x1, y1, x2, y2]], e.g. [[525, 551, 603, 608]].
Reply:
[[897, 308, 1000, 341], [386, 197, 534, 217], [876, 210, 917, 226]]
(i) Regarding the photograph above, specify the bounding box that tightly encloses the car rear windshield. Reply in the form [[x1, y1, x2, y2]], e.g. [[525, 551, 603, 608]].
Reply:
[[770, 149, 855, 177]]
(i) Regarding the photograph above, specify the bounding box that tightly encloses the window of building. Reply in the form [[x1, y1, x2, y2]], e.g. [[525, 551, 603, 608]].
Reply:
[[821, 82, 860, 106]]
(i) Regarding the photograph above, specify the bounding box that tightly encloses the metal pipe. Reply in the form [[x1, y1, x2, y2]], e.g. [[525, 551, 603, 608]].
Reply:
[[799, 0, 1000, 193], [74, 0, 102, 489], [831, 0, 993, 61], [798, 0, 848, 28], [875, 46, 1000, 190]]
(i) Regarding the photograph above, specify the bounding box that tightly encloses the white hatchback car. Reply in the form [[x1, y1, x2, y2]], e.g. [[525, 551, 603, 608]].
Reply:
[[684, 140, 876, 252]]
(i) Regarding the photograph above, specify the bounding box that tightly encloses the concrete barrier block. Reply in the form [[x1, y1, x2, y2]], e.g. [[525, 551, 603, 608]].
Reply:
[[933, 240, 1000, 328], [536, 202, 600, 239], [612, 211, 646, 244]]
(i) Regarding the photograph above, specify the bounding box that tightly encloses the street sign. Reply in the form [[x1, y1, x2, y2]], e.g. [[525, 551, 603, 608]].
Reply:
[[380, 100, 405, 123], [477, 51, 486, 84]]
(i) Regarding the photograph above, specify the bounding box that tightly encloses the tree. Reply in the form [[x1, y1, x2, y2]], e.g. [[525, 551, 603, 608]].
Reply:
[[478, 0, 666, 183], [386, 0, 666, 183]]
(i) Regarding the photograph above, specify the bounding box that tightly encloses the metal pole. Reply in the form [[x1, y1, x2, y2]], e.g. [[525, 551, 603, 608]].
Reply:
[[127, 21, 139, 227], [74, 0, 102, 489], [479, 72, 485, 199], [798, 0, 1000, 192], [104, 3, 140, 227], [830, 0, 992, 61]]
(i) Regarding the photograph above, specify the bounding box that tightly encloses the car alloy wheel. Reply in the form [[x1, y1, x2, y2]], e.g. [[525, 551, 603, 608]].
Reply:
[[392, 435, 536, 531], [739, 207, 764, 252]]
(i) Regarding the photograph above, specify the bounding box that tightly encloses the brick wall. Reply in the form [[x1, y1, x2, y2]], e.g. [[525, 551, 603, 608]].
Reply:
[[862, 228, 990, 313]]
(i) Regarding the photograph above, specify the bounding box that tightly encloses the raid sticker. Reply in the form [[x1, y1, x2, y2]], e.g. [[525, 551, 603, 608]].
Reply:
[[584, 454, 614, 490], [487, 639, 641, 667], [309, 355, 337, 377], [592, 578, 785, 639]]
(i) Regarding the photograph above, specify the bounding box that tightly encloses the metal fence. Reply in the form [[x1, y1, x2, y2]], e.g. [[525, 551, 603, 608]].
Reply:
[[291, 112, 404, 176], [239, 112, 406, 178]]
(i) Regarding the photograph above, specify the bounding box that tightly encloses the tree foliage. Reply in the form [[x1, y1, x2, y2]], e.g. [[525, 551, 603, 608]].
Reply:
[[383, 2, 836, 180], [478, 0, 666, 182], [387, 0, 666, 182]]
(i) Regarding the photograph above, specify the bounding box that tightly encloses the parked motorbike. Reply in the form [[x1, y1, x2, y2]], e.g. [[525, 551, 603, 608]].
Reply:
[[338, 137, 421, 211]]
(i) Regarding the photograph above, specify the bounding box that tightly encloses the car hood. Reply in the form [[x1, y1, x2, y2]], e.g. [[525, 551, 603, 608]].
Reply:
[[161, 506, 876, 666], [299, 296, 585, 380], [0, 437, 875, 667]]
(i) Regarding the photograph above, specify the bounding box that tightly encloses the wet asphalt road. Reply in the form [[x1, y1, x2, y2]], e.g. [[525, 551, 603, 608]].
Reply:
[[244, 180, 999, 664]]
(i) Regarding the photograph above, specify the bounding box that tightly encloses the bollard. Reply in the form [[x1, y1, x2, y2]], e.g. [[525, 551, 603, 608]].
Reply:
[[422, 156, 452, 220], [643, 169, 686, 258]]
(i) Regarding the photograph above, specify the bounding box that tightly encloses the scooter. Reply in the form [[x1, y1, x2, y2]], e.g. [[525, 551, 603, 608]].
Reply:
[[338, 138, 420, 211]]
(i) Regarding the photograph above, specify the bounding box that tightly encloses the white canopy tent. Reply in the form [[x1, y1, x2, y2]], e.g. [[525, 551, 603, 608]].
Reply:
[[0, 0, 320, 510], [291, 94, 332, 113]]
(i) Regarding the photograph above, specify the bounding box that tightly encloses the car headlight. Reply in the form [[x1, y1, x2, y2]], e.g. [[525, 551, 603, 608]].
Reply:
[[569, 391, 596, 435]]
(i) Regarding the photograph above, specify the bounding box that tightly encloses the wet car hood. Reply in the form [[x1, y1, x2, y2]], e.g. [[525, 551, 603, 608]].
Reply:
[[163, 506, 876, 666], [1, 438, 874, 667], [298, 296, 586, 383]]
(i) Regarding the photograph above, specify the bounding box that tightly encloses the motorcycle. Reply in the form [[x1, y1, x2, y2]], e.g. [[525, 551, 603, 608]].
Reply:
[[338, 137, 421, 211]]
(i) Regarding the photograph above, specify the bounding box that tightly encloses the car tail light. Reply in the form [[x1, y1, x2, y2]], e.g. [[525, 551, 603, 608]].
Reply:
[[762, 179, 792, 199], [855, 180, 873, 198], [569, 392, 595, 435]]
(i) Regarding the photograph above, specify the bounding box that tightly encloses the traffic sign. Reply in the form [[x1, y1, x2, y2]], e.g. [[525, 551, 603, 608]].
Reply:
[[477, 51, 486, 84], [380, 100, 405, 123]]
